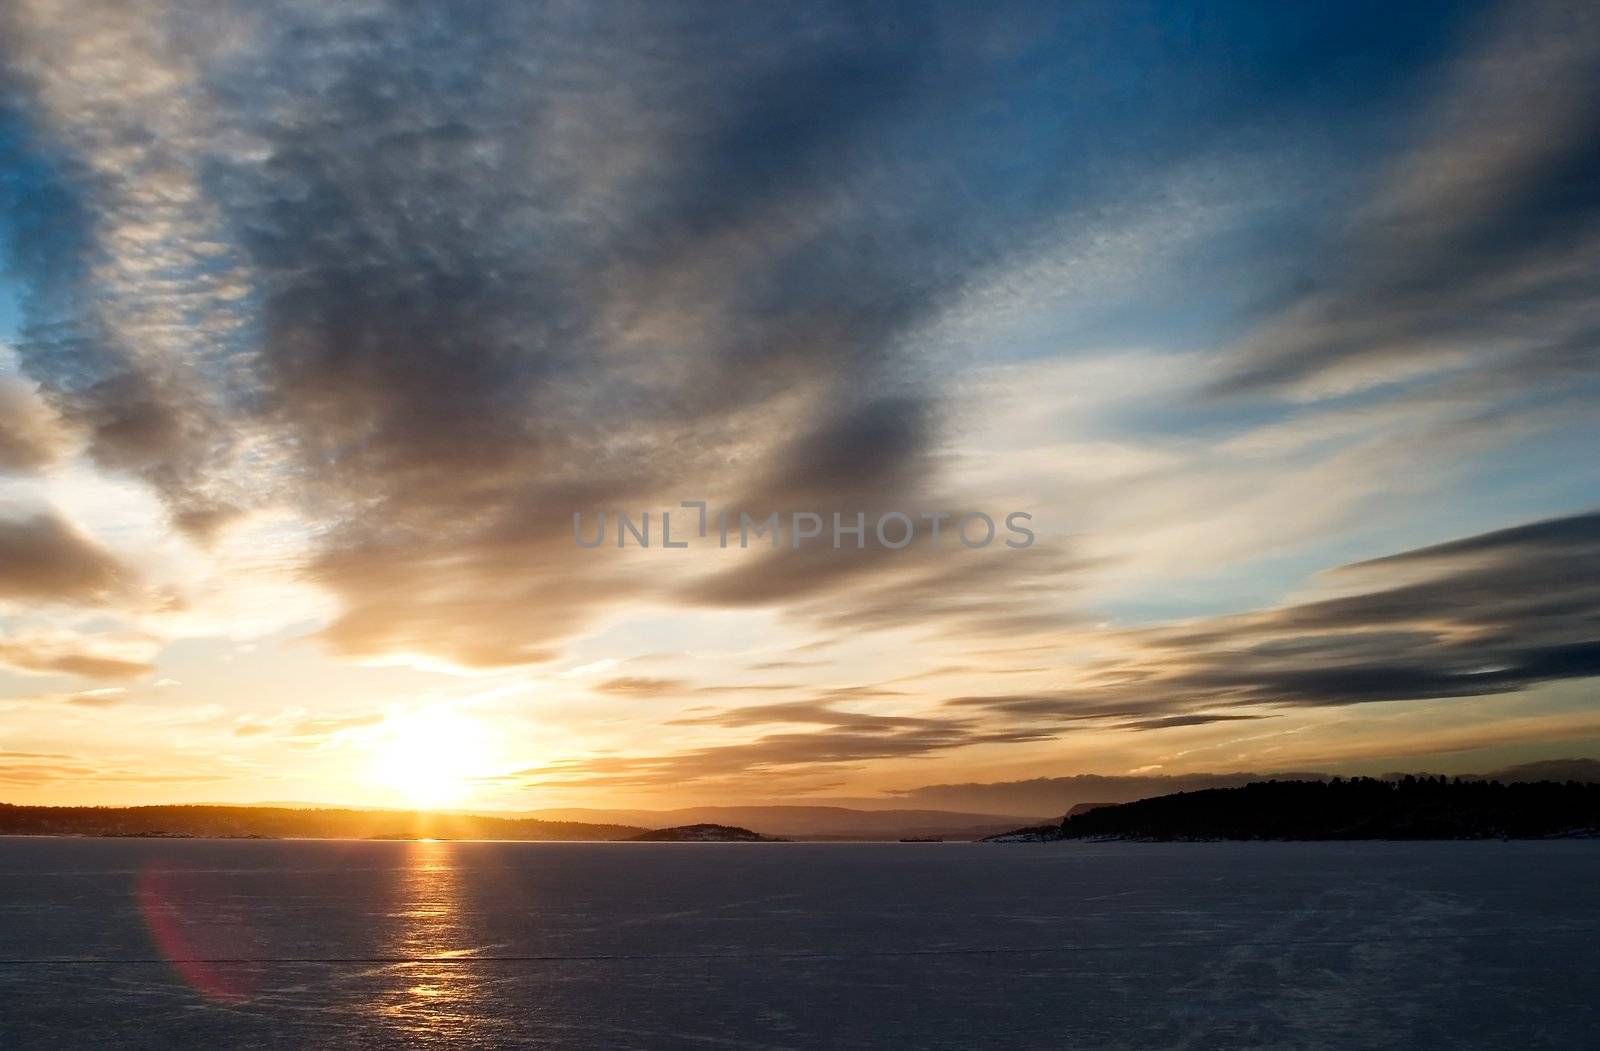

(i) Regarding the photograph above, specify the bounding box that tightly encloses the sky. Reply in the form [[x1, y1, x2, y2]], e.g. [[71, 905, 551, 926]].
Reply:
[[1, 0, 1597, 813]]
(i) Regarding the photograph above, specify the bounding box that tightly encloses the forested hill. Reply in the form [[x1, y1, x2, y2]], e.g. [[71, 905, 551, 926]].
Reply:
[[1054, 777, 1600, 840], [0, 803, 644, 841]]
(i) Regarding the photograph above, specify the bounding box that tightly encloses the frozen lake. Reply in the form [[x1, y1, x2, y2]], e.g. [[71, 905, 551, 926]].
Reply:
[[1, 838, 1595, 1048]]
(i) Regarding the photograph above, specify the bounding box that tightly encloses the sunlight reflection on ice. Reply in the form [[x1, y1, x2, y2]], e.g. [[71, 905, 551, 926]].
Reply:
[[370, 841, 499, 1042]]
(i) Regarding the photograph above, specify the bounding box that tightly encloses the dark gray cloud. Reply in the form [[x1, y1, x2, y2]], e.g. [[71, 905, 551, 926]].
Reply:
[[953, 510, 1600, 724], [1217, 1, 1600, 396], [669, 699, 949, 732], [1115, 713, 1266, 731]]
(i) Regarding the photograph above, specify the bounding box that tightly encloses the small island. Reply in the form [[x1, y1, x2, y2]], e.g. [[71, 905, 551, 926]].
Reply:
[[629, 823, 788, 842]]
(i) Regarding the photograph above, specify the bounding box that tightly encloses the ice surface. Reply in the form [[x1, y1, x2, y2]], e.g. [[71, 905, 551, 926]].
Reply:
[[0, 839, 1595, 1048]]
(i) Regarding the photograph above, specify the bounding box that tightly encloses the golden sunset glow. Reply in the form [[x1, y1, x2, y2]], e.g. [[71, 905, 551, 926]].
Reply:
[[369, 709, 495, 810]]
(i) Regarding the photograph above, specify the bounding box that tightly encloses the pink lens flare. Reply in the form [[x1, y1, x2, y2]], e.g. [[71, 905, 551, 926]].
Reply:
[[136, 864, 256, 1004]]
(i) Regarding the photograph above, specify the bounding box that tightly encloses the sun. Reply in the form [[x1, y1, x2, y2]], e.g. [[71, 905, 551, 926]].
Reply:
[[371, 707, 493, 809]]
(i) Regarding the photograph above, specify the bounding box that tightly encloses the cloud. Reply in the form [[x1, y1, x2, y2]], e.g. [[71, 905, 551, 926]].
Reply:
[[0, 375, 70, 471], [669, 699, 951, 732], [65, 687, 129, 707], [5, 1, 1068, 664], [594, 676, 687, 697], [1115, 714, 1266, 732], [952, 510, 1600, 725], [517, 723, 1056, 792], [231, 709, 384, 740], [0, 512, 134, 605], [283, 712, 384, 738], [519, 691, 1063, 790], [0, 753, 234, 787], [1217, 0, 1600, 398], [520, 510, 1600, 789], [1, 0, 1398, 670], [0, 633, 153, 680]]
